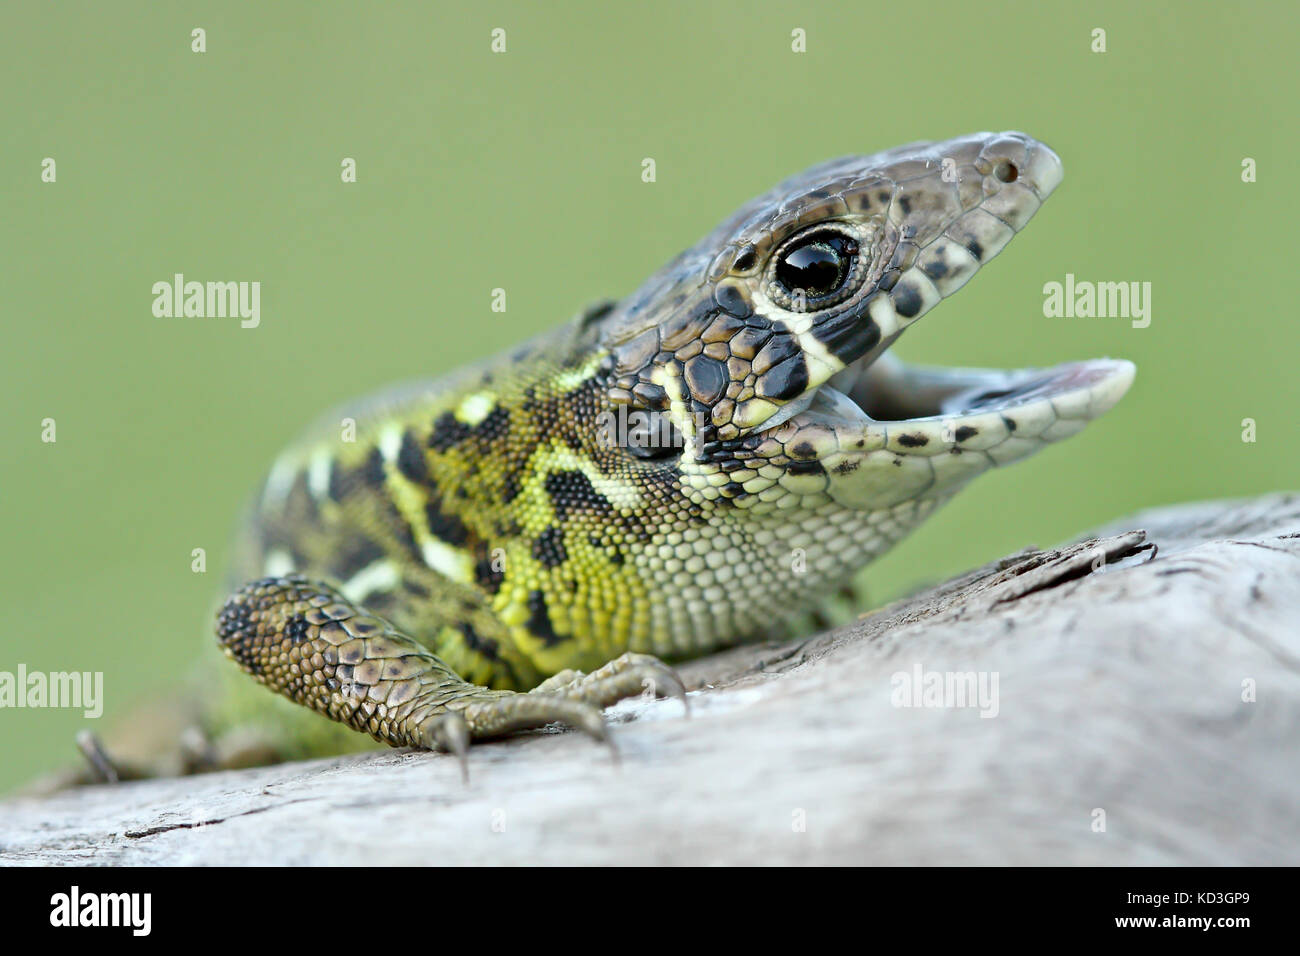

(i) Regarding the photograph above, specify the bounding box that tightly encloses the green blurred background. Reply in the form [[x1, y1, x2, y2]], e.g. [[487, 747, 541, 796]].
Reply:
[[2, 1, 1295, 791]]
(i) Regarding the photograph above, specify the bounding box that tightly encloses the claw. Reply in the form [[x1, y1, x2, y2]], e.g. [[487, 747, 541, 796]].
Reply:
[[643, 665, 690, 716], [421, 711, 471, 783], [553, 698, 611, 747], [75, 730, 120, 784], [564, 702, 619, 764]]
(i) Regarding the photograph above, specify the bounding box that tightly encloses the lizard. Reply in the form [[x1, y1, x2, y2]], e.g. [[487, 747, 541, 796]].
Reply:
[[84, 131, 1138, 783]]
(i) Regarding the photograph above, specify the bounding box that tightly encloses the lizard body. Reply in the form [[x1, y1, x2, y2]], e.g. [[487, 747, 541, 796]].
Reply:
[[212, 132, 1134, 766]]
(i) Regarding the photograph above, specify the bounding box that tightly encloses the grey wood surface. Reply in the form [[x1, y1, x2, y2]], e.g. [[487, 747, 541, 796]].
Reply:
[[4, 493, 1297, 865]]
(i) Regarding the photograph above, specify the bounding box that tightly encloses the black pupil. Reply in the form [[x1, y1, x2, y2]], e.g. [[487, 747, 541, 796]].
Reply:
[[776, 233, 857, 297]]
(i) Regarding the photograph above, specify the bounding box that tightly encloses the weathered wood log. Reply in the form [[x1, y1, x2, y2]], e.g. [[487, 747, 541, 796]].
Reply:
[[4, 492, 1298, 865]]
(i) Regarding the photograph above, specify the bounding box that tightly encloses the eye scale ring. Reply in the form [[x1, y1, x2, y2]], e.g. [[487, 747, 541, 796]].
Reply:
[[765, 224, 867, 312]]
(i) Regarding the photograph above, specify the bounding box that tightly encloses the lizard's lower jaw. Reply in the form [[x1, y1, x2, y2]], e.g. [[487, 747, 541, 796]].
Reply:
[[759, 349, 1135, 511]]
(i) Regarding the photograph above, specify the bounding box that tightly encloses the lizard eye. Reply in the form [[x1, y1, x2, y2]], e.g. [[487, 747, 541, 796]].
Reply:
[[770, 228, 861, 309]]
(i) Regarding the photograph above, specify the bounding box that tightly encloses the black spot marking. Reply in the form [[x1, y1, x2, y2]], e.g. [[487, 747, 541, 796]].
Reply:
[[532, 525, 568, 568], [544, 470, 612, 521], [457, 621, 500, 661], [756, 354, 808, 401], [898, 196, 912, 216], [832, 459, 860, 476], [526, 590, 563, 646], [786, 459, 825, 476], [380, 497, 425, 565], [362, 447, 386, 487], [954, 426, 978, 442], [714, 283, 752, 318], [424, 497, 470, 547], [965, 238, 984, 261], [897, 433, 929, 447], [893, 285, 923, 319], [814, 307, 882, 362], [396, 430, 428, 483], [791, 441, 817, 459], [326, 459, 345, 501], [1001, 416, 1017, 432], [753, 333, 800, 374], [473, 549, 505, 594], [473, 406, 510, 443], [429, 412, 471, 451], [285, 614, 311, 644], [921, 255, 949, 280], [497, 465, 521, 502]]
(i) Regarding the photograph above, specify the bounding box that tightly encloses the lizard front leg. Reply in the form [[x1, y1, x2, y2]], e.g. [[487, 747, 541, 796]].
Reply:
[[216, 575, 682, 772]]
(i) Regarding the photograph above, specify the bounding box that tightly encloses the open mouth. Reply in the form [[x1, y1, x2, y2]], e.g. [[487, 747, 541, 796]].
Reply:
[[764, 348, 1135, 443]]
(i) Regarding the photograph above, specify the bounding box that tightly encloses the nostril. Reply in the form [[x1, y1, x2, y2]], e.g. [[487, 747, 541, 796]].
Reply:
[[993, 160, 1019, 183]]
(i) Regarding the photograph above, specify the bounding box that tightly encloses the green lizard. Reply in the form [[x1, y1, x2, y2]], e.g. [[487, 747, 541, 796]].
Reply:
[[84, 131, 1136, 782]]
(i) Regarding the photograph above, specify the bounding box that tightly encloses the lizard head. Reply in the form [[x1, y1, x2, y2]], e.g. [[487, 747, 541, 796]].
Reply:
[[588, 131, 1134, 516]]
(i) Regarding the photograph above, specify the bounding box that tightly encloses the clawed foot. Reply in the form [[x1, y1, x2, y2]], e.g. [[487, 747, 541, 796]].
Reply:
[[531, 652, 689, 712], [418, 653, 688, 780]]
